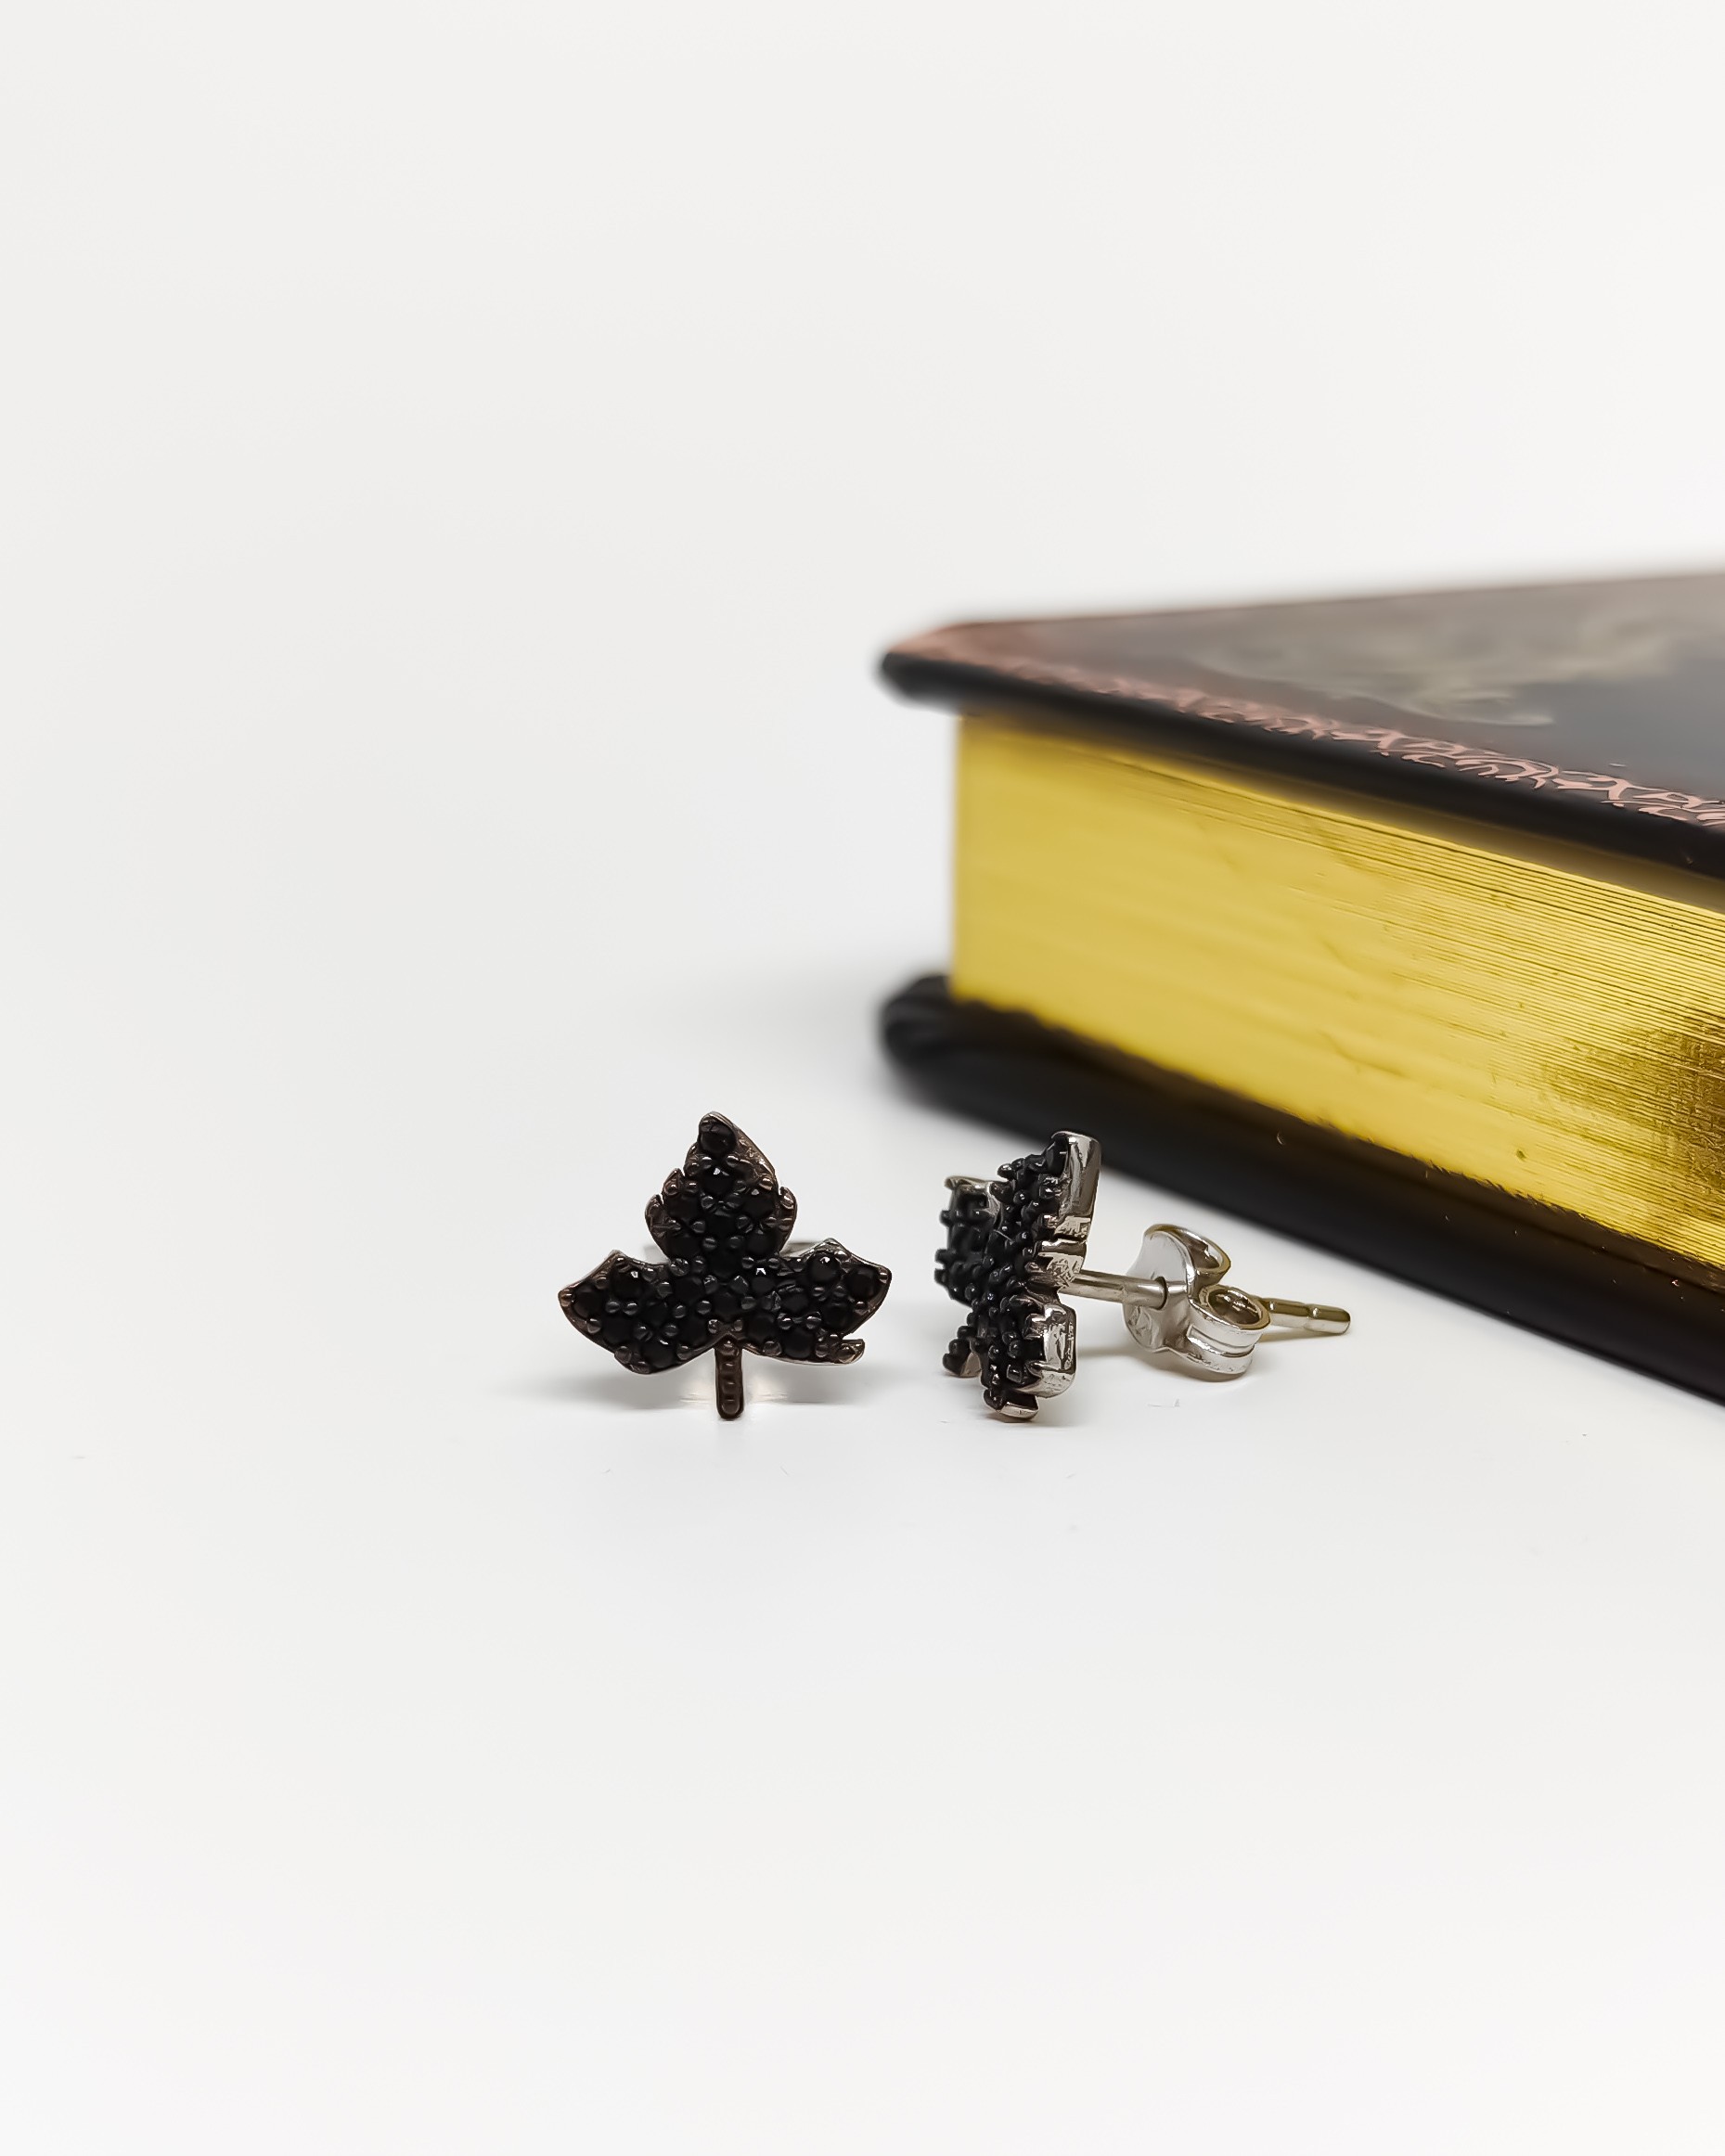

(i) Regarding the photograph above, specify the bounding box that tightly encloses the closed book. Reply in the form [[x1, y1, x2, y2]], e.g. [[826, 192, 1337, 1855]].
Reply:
[[880, 571, 1725, 1401]]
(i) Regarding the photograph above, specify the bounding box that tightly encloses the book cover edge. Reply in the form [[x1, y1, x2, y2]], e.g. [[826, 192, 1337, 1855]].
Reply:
[[880, 630, 1725, 880]]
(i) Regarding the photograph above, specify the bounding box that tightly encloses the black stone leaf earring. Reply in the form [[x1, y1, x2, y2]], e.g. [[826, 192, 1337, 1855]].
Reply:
[[938, 1130, 1349, 1418], [560, 1112, 892, 1418], [937, 1132, 1099, 1418]]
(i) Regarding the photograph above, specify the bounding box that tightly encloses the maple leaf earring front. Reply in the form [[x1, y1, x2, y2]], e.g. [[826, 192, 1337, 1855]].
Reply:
[[560, 1112, 892, 1418]]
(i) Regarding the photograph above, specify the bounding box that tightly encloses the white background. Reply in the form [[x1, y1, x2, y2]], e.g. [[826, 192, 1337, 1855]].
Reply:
[[6, 2, 1725, 2148]]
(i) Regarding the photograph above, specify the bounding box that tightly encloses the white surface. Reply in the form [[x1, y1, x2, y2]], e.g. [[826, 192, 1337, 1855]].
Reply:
[[6, 1, 1725, 2148]]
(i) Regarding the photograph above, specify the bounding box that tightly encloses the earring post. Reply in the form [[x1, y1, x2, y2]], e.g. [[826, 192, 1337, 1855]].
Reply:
[[1260, 1297, 1350, 1335], [1065, 1268, 1170, 1307], [1062, 1274, 1349, 1335]]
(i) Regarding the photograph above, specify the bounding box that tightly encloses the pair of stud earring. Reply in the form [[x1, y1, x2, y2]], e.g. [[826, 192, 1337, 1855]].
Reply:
[[559, 1114, 1346, 1420]]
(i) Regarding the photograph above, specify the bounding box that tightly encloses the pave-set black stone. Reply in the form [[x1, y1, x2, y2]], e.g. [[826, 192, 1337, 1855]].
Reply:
[[936, 1132, 1097, 1420], [560, 1112, 891, 1418]]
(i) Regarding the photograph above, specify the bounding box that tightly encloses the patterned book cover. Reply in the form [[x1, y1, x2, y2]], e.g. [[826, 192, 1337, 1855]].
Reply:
[[884, 571, 1725, 872]]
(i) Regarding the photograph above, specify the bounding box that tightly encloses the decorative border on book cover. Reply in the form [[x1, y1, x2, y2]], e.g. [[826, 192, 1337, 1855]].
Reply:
[[890, 631, 1725, 832]]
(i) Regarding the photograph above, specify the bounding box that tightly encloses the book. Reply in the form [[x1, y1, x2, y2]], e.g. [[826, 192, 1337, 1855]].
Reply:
[[879, 571, 1725, 1402]]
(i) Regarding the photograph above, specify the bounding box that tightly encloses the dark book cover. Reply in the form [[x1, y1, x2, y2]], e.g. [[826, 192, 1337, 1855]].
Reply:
[[884, 571, 1725, 876]]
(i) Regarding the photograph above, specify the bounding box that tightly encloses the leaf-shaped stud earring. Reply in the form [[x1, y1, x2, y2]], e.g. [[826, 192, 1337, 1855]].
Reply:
[[936, 1132, 1100, 1418], [560, 1112, 892, 1418], [937, 1130, 1348, 1418]]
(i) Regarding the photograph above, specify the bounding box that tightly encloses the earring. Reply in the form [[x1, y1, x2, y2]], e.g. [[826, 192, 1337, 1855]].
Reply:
[[560, 1112, 891, 1418], [937, 1131, 1348, 1418]]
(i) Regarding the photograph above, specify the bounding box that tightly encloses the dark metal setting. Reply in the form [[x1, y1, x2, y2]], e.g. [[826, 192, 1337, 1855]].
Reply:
[[560, 1112, 891, 1418]]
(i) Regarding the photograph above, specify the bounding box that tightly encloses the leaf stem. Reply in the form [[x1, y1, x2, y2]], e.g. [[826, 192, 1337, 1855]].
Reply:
[[714, 1337, 744, 1419]]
